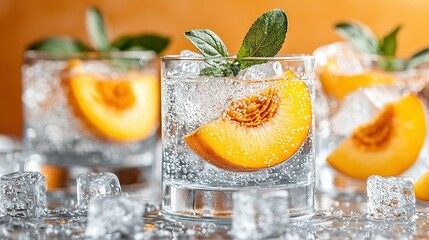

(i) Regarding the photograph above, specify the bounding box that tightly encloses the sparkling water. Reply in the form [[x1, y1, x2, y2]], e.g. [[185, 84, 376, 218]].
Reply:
[[161, 55, 315, 220], [0, 172, 47, 218], [21, 51, 158, 191]]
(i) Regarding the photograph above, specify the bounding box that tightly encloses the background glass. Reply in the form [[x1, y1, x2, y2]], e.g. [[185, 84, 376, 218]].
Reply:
[[314, 42, 429, 195], [22, 50, 159, 194]]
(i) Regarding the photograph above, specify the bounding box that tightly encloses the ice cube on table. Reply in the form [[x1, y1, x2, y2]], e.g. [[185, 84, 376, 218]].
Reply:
[[0, 171, 47, 218], [76, 172, 122, 209], [236, 61, 283, 80], [85, 196, 144, 238], [367, 175, 415, 220], [231, 189, 289, 239]]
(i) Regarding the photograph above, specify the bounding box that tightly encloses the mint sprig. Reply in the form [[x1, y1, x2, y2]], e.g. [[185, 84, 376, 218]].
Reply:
[[28, 6, 169, 55], [335, 22, 378, 55], [184, 9, 288, 77], [185, 30, 228, 58], [27, 38, 91, 53], [86, 7, 109, 51], [406, 48, 429, 69], [110, 34, 169, 54], [335, 21, 429, 71], [378, 25, 401, 57], [237, 9, 288, 69]]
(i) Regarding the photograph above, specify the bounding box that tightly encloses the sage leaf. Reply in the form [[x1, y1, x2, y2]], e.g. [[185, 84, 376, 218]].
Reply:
[[237, 9, 288, 69], [406, 48, 429, 69], [185, 29, 228, 58], [335, 22, 378, 54], [27, 38, 91, 53], [111, 34, 170, 54], [86, 6, 109, 51], [378, 25, 401, 56]]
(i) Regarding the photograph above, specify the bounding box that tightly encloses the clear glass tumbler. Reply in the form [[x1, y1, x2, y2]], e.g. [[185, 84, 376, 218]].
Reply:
[[161, 55, 315, 221], [22, 51, 159, 193], [314, 42, 429, 195]]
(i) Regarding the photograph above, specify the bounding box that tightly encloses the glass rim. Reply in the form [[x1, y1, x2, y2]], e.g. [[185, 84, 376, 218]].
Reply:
[[316, 41, 407, 62], [161, 54, 314, 61], [24, 50, 157, 60]]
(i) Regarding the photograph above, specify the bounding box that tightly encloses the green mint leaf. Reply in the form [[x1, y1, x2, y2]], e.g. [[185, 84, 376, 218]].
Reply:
[[335, 22, 378, 54], [378, 25, 401, 56], [185, 29, 229, 58], [406, 48, 429, 69], [27, 38, 91, 53], [86, 6, 109, 51], [200, 64, 234, 77], [376, 58, 406, 71], [110, 34, 170, 54], [237, 9, 288, 69], [185, 29, 230, 76]]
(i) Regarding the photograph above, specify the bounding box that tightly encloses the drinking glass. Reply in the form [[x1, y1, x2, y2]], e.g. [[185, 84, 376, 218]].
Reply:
[[22, 50, 159, 193], [314, 42, 429, 195], [161, 55, 315, 221]]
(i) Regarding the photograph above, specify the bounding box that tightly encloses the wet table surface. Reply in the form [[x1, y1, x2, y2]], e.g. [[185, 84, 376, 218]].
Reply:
[[1, 192, 429, 239]]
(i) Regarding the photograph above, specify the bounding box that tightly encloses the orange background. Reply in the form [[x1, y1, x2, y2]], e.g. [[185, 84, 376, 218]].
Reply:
[[1, 0, 429, 136]]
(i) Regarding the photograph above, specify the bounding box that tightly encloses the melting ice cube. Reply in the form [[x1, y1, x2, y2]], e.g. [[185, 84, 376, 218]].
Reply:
[[76, 172, 122, 209], [167, 50, 208, 77], [0, 171, 47, 218], [236, 61, 283, 80], [367, 175, 415, 220]]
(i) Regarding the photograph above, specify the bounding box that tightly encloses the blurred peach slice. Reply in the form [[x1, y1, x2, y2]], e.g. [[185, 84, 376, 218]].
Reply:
[[327, 94, 426, 180], [65, 60, 159, 142]]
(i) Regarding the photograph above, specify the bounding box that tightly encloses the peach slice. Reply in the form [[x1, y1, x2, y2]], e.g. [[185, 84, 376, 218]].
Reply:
[[319, 70, 394, 100], [415, 171, 429, 201], [65, 61, 159, 142], [327, 94, 426, 180], [184, 72, 312, 172]]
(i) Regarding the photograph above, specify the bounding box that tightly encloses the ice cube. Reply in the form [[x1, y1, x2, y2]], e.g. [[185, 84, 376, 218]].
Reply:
[[330, 84, 408, 136], [231, 189, 289, 239], [313, 42, 368, 75], [363, 85, 405, 108], [85, 196, 144, 238], [0, 171, 47, 218], [76, 172, 122, 209], [367, 175, 415, 220], [331, 89, 377, 135], [167, 50, 208, 77], [236, 61, 283, 80]]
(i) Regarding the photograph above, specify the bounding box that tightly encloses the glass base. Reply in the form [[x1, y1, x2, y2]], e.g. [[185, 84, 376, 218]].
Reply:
[[161, 182, 314, 222]]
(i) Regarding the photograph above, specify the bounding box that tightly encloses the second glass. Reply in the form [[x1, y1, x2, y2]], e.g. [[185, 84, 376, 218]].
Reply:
[[161, 55, 315, 220], [22, 51, 159, 194]]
